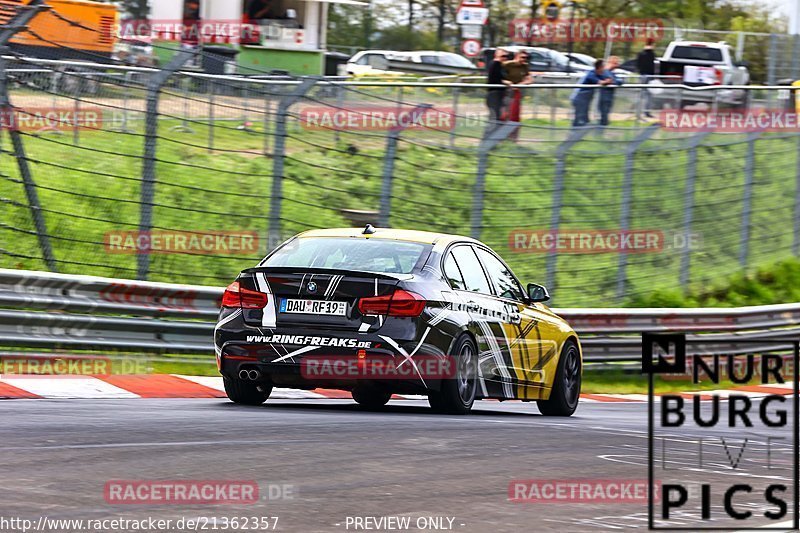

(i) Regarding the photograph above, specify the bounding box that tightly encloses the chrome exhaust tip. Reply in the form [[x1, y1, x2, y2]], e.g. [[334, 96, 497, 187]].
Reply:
[[239, 369, 250, 380], [248, 369, 260, 381]]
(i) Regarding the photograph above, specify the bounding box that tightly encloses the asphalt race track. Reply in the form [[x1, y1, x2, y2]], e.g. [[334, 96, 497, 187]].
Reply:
[[0, 398, 796, 533]]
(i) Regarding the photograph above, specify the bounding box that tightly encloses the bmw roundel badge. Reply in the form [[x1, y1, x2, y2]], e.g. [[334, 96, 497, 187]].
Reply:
[[307, 282, 317, 293]]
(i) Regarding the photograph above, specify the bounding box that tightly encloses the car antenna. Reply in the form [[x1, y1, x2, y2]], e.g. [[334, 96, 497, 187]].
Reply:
[[363, 224, 376, 235]]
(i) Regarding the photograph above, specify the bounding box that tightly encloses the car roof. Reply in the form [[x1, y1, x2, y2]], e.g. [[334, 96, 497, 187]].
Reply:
[[671, 41, 728, 48], [491, 45, 534, 52], [349, 50, 407, 59], [408, 51, 459, 55], [297, 228, 478, 247]]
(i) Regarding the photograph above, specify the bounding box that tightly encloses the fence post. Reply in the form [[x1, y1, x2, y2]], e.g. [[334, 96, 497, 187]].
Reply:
[[242, 83, 250, 126], [207, 78, 215, 153], [117, 71, 134, 133], [767, 33, 778, 88], [679, 131, 712, 288], [793, 35, 800, 80], [268, 78, 318, 250], [334, 83, 345, 144], [263, 87, 272, 156], [735, 32, 745, 63], [0, 0, 56, 272], [378, 130, 400, 229], [170, 75, 194, 134], [72, 84, 80, 145], [544, 127, 592, 299], [379, 104, 433, 228], [615, 124, 659, 303], [449, 85, 460, 148], [793, 133, 800, 256], [739, 132, 762, 269], [137, 50, 196, 281], [470, 123, 518, 240]]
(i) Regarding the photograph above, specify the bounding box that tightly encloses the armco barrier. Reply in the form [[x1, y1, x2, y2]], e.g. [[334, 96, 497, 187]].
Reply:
[[1, 268, 798, 363], [0, 268, 220, 352]]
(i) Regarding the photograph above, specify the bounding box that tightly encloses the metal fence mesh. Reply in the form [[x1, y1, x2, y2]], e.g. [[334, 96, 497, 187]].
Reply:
[[2, 48, 800, 306]]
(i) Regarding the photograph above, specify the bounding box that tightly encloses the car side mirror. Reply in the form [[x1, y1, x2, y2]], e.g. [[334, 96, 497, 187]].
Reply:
[[527, 283, 550, 303]]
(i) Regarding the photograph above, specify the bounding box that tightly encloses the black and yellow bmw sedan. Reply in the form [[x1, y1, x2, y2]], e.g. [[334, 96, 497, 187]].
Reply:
[[214, 226, 582, 415]]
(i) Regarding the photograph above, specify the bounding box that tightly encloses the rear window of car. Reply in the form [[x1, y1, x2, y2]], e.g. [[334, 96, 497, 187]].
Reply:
[[670, 46, 723, 62], [262, 237, 430, 274]]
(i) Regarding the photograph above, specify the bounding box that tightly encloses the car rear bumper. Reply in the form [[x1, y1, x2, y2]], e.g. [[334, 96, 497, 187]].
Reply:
[[649, 85, 746, 104], [220, 348, 443, 395], [216, 318, 447, 394]]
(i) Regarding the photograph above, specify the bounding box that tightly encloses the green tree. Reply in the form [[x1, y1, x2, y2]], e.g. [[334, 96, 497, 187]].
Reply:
[[118, 0, 148, 19], [328, 4, 373, 50], [373, 26, 441, 50]]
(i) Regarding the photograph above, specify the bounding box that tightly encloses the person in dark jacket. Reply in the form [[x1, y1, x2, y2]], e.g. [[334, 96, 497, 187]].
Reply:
[[486, 48, 509, 124], [598, 56, 623, 126], [636, 39, 656, 117], [571, 59, 611, 127]]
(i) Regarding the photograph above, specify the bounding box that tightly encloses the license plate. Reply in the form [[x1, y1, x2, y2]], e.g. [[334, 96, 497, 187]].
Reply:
[[280, 299, 347, 316]]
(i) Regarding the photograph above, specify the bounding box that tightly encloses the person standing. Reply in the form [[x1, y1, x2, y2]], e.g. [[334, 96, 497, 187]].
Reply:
[[598, 56, 623, 127], [501, 49, 534, 124], [486, 48, 509, 125], [571, 59, 610, 127], [637, 39, 656, 117]]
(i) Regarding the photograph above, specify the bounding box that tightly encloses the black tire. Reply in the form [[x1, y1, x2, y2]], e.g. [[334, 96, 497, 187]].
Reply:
[[223, 376, 271, 406], [537, 340, 581, 416], [352, 387, 392, 409], [428, 334, 478, 415]]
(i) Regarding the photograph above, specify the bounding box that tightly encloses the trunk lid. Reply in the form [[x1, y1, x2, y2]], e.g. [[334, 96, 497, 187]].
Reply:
[[237, 267, 411, 331]]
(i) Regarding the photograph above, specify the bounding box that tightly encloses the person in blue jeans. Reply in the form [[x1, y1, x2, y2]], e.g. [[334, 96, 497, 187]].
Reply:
[[598, 56, 623, 126], [571, 59, 611, 127]]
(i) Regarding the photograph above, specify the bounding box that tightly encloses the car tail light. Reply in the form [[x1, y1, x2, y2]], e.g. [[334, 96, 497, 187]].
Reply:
[[358, 289, 426, 317], [714, 67, 724, 85], [222, 281, 268, 309]]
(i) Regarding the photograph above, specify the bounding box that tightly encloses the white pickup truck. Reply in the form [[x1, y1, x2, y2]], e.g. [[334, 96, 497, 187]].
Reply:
[[648, 41, 750, 109]]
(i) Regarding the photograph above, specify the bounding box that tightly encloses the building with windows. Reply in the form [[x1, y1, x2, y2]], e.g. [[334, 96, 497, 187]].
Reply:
[[150, 0, 366, 74]]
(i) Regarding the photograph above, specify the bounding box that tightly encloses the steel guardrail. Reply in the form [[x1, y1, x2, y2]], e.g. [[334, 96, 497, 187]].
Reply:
[[1, 268, 799, 362]]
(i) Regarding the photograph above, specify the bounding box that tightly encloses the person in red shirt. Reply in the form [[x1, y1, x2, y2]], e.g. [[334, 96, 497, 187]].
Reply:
[[501, 50, 534, 125]]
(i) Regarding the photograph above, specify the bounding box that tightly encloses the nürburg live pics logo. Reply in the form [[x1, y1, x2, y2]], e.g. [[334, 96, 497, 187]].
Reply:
[[643, 333, 799, 530]]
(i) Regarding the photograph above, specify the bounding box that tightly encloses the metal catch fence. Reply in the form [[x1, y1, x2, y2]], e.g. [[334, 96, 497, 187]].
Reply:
[[3, 56, 800, 307], [2, 1, 800, 307]]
